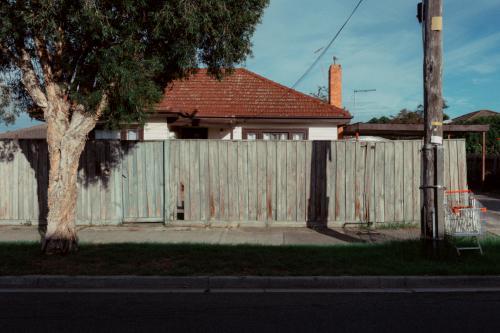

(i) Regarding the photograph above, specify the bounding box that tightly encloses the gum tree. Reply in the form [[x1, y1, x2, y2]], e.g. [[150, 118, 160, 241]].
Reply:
[[0, 0, 268, 254]]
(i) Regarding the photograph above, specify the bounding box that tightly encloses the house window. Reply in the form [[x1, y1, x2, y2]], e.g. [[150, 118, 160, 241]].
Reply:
[[126, 129, 139, 140], [247, 133, 257, 140], [94, 130, 120, 140], [243, 129, 308, 140], [120, 127, 144, 141], [263, 133, 288, 140]]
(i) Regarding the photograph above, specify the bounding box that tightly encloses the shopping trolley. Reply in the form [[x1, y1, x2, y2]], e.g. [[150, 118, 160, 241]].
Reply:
[[444, 190, 487, 255]]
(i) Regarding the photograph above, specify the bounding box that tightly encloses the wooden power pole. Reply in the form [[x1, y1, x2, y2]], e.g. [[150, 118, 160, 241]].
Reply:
[[421, 0, 445, 244]]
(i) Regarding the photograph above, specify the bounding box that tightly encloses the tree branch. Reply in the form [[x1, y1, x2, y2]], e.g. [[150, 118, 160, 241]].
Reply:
[[34, 36, 53, 83], [68, 54, 83, 91], [66, 91, 108, 139], [0, 43, 18, 61], [53, 26, 64, 79], [19, 49, 49, 109]]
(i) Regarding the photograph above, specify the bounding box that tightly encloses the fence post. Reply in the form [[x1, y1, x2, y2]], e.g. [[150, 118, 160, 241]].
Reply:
[[482, 131, 486, 184], [163, 140, 170, 224], [435, 145, 445, 239]]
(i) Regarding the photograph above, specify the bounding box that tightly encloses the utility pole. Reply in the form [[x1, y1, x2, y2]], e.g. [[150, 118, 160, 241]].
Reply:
[[419, 0, 445, 246]]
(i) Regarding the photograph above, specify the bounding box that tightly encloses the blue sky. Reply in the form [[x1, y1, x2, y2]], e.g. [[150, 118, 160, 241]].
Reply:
[[244, 0, 500, 121], [2, 0, 499, 131]]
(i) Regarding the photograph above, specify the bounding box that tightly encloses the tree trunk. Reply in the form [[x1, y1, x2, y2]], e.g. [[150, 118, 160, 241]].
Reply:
[[42, 133, 87, 254], [40, 85, 104, 255]]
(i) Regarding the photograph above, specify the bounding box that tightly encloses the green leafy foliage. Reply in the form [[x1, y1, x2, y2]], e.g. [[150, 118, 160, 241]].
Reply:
[[0, 81, 19, 124], [368, 115, 391, 124], [455, 115, 500, 155], [309, 85, 328, 102], [0, 0, 269, 126], [368, 103, 449, 124]]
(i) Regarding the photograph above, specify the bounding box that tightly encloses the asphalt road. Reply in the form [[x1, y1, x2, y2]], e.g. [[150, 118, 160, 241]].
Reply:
[[1, 290, 500, 332]]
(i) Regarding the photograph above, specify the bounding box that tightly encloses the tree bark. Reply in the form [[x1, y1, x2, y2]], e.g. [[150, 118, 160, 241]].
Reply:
[[41, 84, 106, 255], [42, 136, 85, 254]]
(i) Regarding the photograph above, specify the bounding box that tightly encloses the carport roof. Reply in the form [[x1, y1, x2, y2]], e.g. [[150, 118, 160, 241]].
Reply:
[[343, 123, 490, 136]]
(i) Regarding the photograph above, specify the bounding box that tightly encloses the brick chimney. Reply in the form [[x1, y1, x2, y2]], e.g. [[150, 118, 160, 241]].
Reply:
[[329, 64, 342, 108]]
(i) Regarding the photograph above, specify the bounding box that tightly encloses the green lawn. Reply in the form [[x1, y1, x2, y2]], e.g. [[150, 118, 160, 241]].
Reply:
[[1, 238, 499, 276]]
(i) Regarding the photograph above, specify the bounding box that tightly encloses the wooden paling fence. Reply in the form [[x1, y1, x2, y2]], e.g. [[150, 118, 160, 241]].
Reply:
[[0, 139, 468, 227]]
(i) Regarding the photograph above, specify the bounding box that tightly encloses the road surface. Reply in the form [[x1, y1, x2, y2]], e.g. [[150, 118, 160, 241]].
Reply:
[[1, 289, 499, 332]]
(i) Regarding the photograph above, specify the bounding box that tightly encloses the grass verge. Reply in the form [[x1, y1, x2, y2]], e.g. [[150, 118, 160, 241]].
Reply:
[[1, 238, 499, 276]]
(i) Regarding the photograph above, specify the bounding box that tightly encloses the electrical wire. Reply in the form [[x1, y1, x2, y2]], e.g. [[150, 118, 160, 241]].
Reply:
[[291, 0, 367, 89]]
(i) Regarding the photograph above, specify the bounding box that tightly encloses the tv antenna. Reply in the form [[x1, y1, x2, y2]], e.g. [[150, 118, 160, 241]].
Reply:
[[353, 89, 376, 114]]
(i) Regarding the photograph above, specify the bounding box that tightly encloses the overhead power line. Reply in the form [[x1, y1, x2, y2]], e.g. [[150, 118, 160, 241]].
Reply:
[[291, 0, 367, 89]]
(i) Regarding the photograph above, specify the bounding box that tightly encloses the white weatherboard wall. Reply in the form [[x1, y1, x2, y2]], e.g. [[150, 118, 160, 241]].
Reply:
[[144, 122, 171, 140], [95, 123, 337, 141], [308, 126, 338, 140], [232, 126, 242, 140], [95, 122, 172, 141]]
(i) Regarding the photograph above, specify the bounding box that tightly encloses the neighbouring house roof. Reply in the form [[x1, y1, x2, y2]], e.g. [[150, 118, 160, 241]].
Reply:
[[0, 124, 47, 139], [452, 110, 498, 123], [156, 68, 351, 121]]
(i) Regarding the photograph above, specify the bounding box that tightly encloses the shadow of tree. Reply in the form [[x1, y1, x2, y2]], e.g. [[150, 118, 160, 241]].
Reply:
[[306, 141, 364, 244], [0, 140, 46, 236], [77, 140, 136, 189], [0, 140, 18, 162], [0, 139, 137, 235]]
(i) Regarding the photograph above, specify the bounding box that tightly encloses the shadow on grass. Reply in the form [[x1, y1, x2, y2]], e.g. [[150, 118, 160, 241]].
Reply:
[[1, 238, 500, 276]]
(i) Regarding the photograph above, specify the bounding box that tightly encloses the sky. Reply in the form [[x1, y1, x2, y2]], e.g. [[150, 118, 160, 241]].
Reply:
[[243, 0, 500, 122], [2, 0, 499, 131]]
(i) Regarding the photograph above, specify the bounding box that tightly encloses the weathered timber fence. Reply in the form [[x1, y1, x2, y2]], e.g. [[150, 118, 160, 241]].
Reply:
[[0, 139, 468, 227]]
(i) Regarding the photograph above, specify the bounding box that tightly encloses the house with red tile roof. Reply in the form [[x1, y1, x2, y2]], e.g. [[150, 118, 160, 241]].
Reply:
[[94, 63, 352, 141], [452, 110, 498, 123], [1, 64, 352, 141]]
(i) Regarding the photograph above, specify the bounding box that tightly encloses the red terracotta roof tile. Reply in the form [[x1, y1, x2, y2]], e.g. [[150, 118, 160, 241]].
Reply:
[[156, 68, 351, 119]]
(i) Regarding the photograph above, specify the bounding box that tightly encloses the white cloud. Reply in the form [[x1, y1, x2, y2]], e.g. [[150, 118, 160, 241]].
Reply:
[[446, 32, 500, 75]]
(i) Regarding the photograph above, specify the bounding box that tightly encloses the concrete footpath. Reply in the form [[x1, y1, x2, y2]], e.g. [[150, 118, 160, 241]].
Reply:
[[0, 225, 420, 245], [1, 275, 500, 291], [0, 193, 496, 245]]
